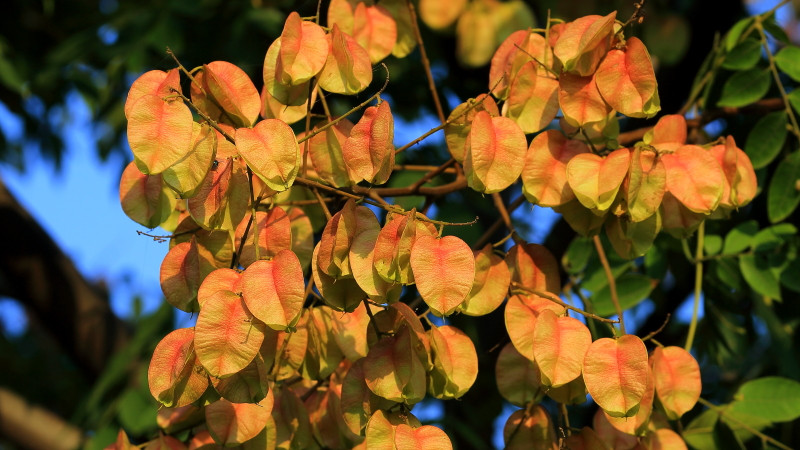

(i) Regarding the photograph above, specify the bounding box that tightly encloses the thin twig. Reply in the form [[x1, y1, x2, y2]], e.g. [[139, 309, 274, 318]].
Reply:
[[593, 235, 625, 334], [642, 313, 671, 342], [297, 64, 390, 145], [697, 397, 792, 450], [492, 192, 520, 245], [685, 221, 705, 351], [473, 195, 526, 250], [511, 284, 620, 324], [407, 0, 446, 124], [407, 158, 456, 191]]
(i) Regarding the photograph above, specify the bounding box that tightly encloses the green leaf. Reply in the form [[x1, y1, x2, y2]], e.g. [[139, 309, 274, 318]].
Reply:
[[739, 253, 782, 300], [725, 18, 755, 51], [721, 38, 762, 70], [118, 389, 158, 435], [788, 89, 800, 115], [644, 241, 667, 279], [704, 234, 723, 256], [683, 409, 721, 450], [592, 273, 654, 316], [717, 68, 771, 108], [762, 18, 789, 44], [774, 46, 800, 81], [562, 236, 593, 275], [723, 220, 758, 255], [728, 377, 800, 422], [752, 223, 797, 251], [642, 15, 690, 66], [767, 151, 800, 223], [745, 111, 787, 169], [780, 256, 800, 293]]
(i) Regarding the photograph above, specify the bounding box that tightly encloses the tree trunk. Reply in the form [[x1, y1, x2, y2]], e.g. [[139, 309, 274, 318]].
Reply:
[[0, 177, 129, 379]]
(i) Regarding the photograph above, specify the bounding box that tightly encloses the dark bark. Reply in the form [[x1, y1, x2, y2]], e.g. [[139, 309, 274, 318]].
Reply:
[[0, 177, 129, 379]]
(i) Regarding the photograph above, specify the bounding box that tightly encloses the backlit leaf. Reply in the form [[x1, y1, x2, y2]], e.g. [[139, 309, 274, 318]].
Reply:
[[592, 408, 639, 449], [605, 212, 661, 259], [444, 94, 500, 163], [262, 38, 312, 106], [410, 235, 475, 316], [272, 385, 312, 449], [206, 397, 271, 446], [559, 72, 612, 128], [650, 346, 701, 420], [308, 118, 354, 188], [503, 406, 558, 450], [301, 307, 346, 380], [496, 342, 545, 406], [373, 211, 437, 285], [352, 3, 397, 63], [127, 94, 194, 175], [583, 335, 649, 417], [194, 290, 266, 378], [567, 148, 631, 212], [212, 355, 268, 403], [160, 238, 215, 312], [124, 69, 181, 118], [329, 301, 374, 361], [464, 110, 527, 193], [202, 61, 261, 128], [260, 85, 307, 124], [187, 156, 249, 231], [522, 130, 589, 207], [234, 208, 293, 268], [709, 136, 757, 210], [505, 294, 564, 362], [533, 309, 592, 388], [363, 325, 427, 404], [312, 243, 368, 312], [342, 101, 395, 185], [341, 358, 395, 436], [235, 119, 299, 192], [278, 12, 329, 85], [162, 122, 217, 198], [660, 192, 705, 238], [427, 325, 478, 399], [419, 0, 467, 30], [625, 148, 666, 222], [553, 12, 617, 76], [459, 244, 511, 316], [605, 365, 654, 436], [240, 249, 305, 330], [380, 0, 417, 58], [455, 0, 497, 67], [662, 145, 725, 214], [393, 423, 453, 449], [348, 205, 400, 303], [505, 61, 560, 134], [646, 114, 686, 152], [318, 25, 373, 95], [197, 268, 241, 308], [595, 37, 660, 118], [148, 328, 208, 408], [547, 375, 588, 405], [119, 161, 177, 228]]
